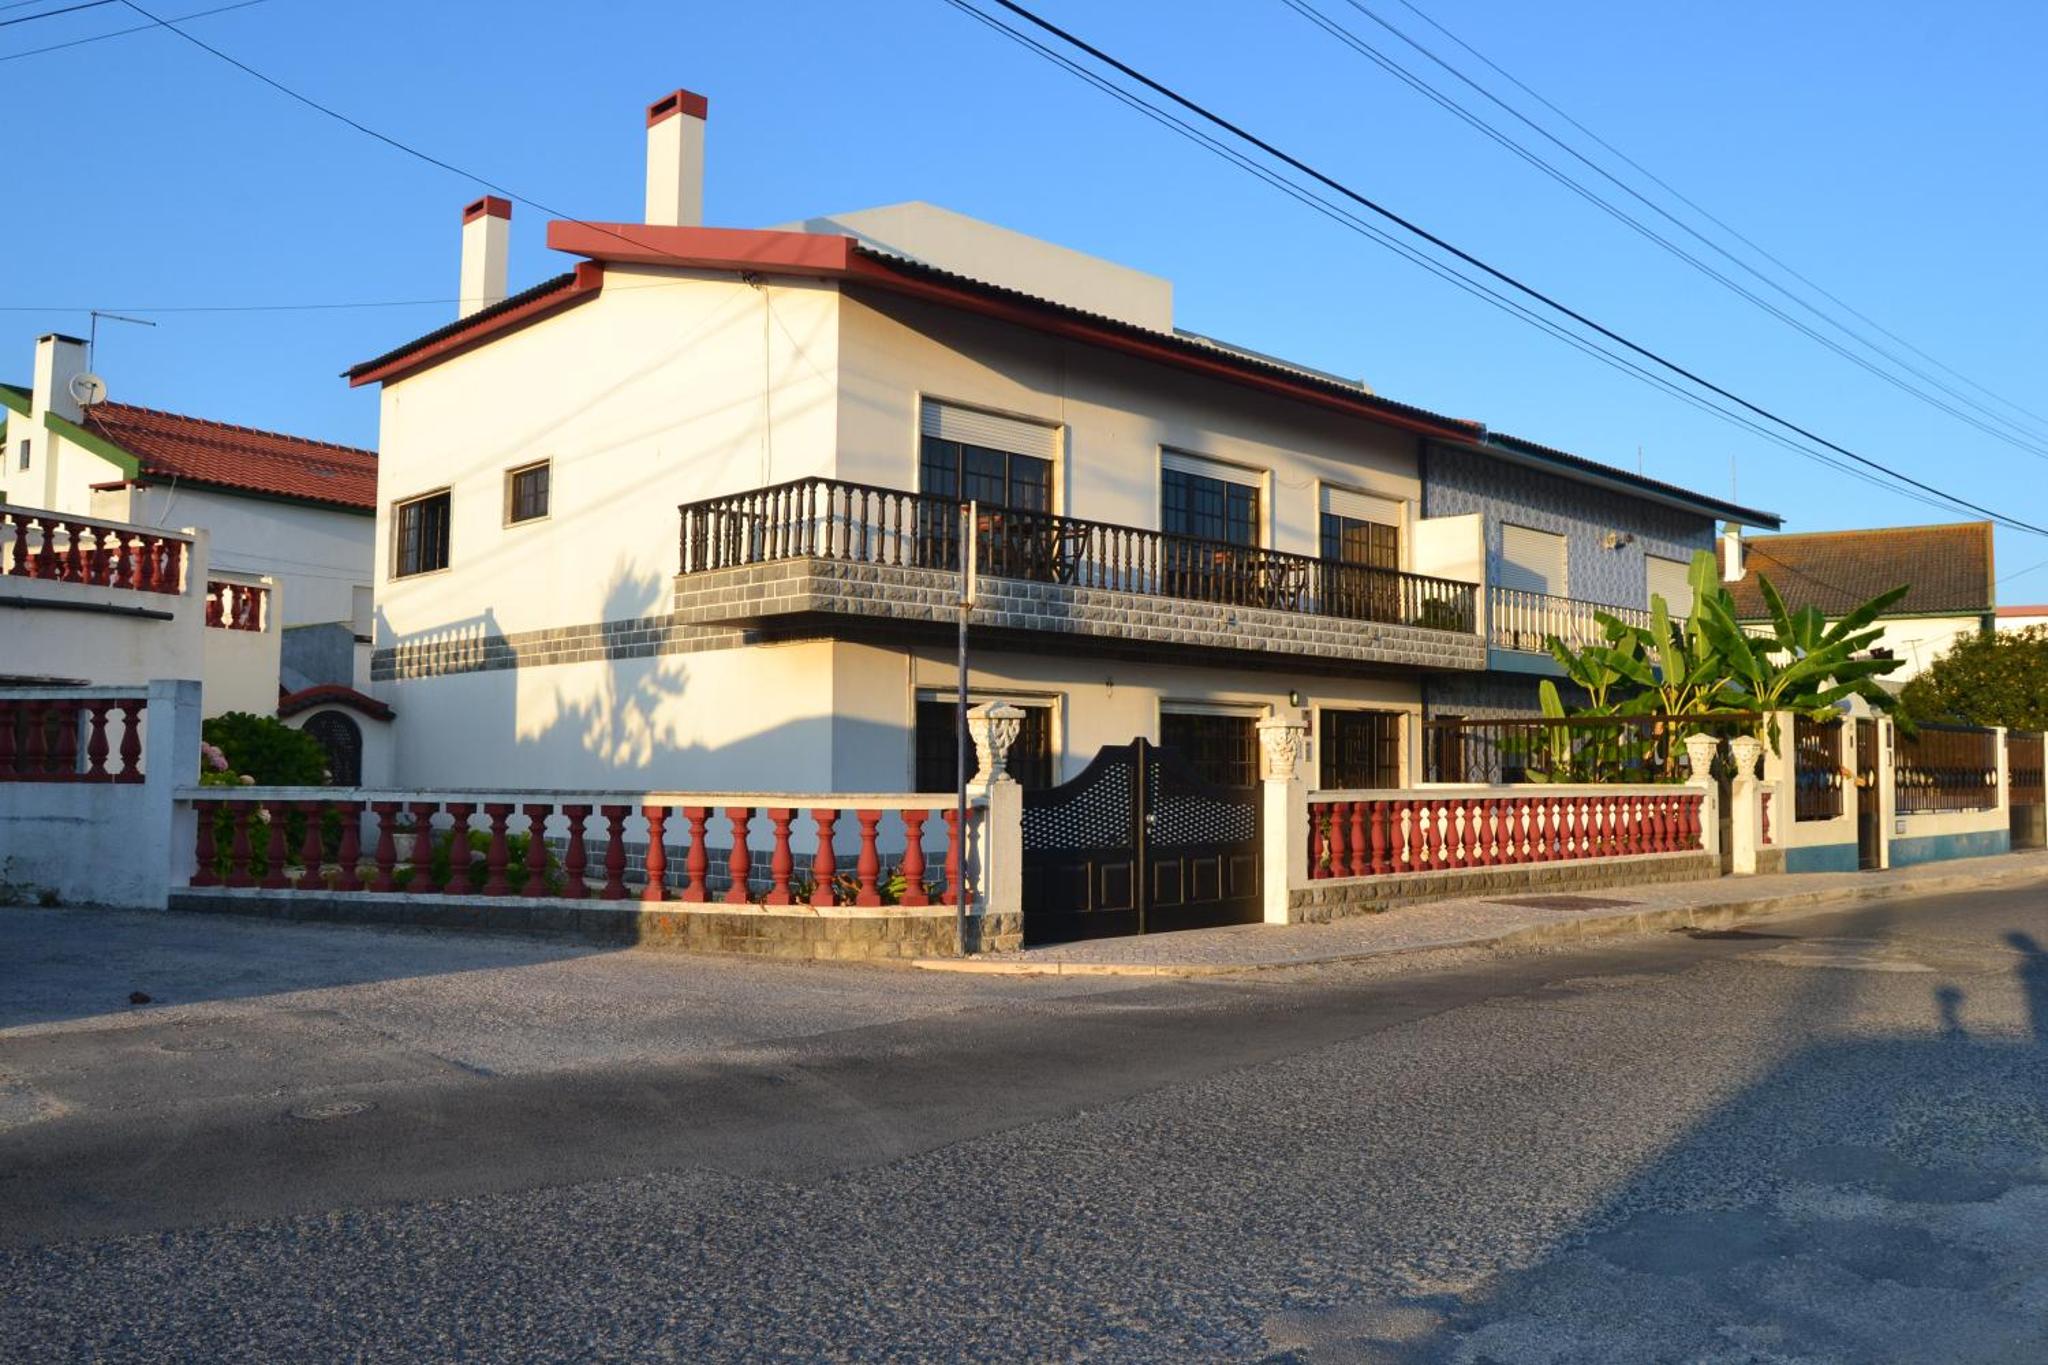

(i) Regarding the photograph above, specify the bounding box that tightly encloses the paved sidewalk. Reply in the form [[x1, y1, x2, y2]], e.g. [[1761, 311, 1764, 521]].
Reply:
[[917, 849, 2048, 975]]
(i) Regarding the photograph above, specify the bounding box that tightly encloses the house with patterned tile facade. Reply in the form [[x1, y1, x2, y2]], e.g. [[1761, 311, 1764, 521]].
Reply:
[[342, 86, 1785, 801]]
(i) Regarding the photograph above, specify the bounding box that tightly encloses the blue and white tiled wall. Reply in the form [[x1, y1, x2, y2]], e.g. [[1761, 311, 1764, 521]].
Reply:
[[1422, 443, 1716, 611]]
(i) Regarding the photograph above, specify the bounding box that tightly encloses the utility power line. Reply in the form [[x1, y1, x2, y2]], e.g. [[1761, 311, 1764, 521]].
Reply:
[[1284, 0, 2048, 460], [0, 0, 270, 63], [0, 0, 117, 28], [946, 0, 2045, 538], [1388, 0, 2048, 439]]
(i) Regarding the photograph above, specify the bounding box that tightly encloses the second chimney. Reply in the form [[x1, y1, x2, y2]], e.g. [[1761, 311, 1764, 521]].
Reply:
[[1721, 523, 1746, 582], [645, 88, 708, 227], [459, 196, 511, 317]]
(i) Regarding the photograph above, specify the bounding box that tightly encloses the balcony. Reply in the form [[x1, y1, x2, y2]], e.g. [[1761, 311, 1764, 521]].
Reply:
[[675, 478, 1484, 673], [1489, 586, 1652, 656]]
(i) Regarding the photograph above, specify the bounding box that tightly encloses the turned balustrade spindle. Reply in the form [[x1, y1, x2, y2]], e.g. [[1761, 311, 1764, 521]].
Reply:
[[722, 808, 753, 905], [369, 802, 400, 892], [259, 802, 292, 890], [810, 809, 840, 907], [408, 802, 439, 889], [898, 809, 931, 906], [225, 804, 256, 888], [640, 805, 669, 903], [601, 806, 631, 900], [763, 808, 796, 906], [190, 800, 221, 886], [942, 809, 964, 907], [561, 805, 591, 900], [522, 805, 552, 897], [678, 806, 708, 903], [442, 802, 474, 894], [294, 801, 326, 891], [333, 803, 364, 892], [854, 810, 883, 907]]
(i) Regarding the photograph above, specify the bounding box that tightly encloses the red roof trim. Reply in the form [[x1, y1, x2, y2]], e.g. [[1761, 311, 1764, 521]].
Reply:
[[647, 88, 709, 126], [463, 195, 512, 224], [347, 261, 604, 388], [277, 684, 394, 722], [543, 221, 855, 273]]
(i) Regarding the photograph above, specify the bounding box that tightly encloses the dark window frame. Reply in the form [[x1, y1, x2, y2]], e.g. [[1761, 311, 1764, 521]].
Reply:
[[505, 460, 551, 525], [1161, 466, 1260, 548], [1318, 708, 1403, 790], [1320, 511, 1400, 569], [393, 489, 452, 578], [1158, 710, 1261, 789]]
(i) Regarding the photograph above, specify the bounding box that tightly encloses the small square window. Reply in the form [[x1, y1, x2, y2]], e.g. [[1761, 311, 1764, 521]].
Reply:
[[506, 461, 550, 525], [394, 490, 451, 577]]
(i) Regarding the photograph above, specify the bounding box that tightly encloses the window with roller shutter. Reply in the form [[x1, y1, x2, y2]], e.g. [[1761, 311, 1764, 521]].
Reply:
[[1498, 523, 1567, 597]]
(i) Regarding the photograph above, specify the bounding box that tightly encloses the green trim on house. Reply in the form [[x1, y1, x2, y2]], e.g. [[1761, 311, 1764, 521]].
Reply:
[[42, 410, 140, 478], [0, 383, 30, 417]]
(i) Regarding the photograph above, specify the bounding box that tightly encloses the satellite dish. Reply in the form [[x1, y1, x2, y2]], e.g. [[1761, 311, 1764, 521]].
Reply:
[[68, 372, 107, 408]]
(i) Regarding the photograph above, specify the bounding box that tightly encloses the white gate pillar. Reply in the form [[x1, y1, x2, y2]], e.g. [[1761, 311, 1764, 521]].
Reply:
[[1257, 714, 1311, 925], [965, 702, 1025, 951], [1684, 732, 1723, 860], [1729, 733, 1765, 875]]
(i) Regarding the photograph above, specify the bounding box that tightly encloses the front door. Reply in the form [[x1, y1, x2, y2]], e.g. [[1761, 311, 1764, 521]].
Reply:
[[1020, 739, 1262, 945], [1855, 717, 1882, 870]]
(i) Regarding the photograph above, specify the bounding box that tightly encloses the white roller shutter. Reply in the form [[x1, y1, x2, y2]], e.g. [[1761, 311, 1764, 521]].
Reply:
[[1498, 523, 1567, 596], [1321, 485, 1404, 527], [1646, 553, 1695, 617], [919, 400, 1059, 462], [1160, 449, 1262, 486]]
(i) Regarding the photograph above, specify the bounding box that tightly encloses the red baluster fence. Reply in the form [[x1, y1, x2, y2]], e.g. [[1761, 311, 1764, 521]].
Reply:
[[204, 579, 270, 631], [177, 789, 981, 906], [1306, 785, 1708, 880], [0, 691, 148, 782], [1, 503, 189, 594]]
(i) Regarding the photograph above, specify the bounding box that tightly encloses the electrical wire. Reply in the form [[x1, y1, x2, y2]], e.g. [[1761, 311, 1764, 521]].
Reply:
[[0, 0, 269, 63], [1388, 0, 2048, 438], [1285, 0, 2048, 459], [949, 0, 2046, 538], [0, 0, 116, 27]]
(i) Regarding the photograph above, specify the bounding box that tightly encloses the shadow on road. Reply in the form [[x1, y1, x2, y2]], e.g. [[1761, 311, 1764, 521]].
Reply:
[[1271, 907, 2048, 1363]]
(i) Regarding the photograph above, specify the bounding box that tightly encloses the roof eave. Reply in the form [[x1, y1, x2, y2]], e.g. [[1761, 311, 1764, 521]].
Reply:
[[1457, 432, 1783, 528]]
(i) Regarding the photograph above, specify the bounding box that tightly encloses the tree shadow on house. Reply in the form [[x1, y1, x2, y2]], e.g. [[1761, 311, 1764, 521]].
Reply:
[[1264, 906, 2048, 1364]]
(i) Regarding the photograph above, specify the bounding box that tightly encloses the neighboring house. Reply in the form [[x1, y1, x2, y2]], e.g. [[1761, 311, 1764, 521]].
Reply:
[[1996, 605, 2048, 633], [1723, 522, 1996, 682], [0, 335, 377, 697], [1420, 431, 1780, 721], [344, 87, 1778, 797]]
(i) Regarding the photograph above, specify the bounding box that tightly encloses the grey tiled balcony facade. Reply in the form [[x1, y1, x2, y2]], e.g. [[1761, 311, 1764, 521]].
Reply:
[[673, 558, 1487, 672]]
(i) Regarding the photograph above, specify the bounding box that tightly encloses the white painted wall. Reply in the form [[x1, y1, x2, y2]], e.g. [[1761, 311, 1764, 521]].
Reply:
[[1865, 615, 1987, 681], [2, 523, 208, 687], [201, 574, 284, 718], [281, 705, 397, 787]]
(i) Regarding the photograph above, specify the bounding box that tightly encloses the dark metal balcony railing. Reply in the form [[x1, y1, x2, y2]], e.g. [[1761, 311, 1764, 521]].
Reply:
[[680, 477, 1477, 634]]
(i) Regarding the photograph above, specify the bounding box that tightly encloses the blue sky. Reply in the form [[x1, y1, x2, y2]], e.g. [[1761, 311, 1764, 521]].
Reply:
[[5, 0, 2045, 596]]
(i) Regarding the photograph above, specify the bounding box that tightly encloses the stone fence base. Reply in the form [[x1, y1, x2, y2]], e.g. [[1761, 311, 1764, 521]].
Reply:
[[1288, 851, 1719, 924], [168, 890, 1023, 960]]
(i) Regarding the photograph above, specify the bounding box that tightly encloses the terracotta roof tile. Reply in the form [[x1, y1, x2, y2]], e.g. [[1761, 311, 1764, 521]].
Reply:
[[277, 684, 393, 721], [1729, 522, 1993, 619], [81, 400, 376, 511]]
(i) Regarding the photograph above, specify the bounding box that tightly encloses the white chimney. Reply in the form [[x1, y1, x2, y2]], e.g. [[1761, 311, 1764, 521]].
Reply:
[[459, 196, 511, 317], [32, 332, 88, 424], [644, 88, 708, 227], [1721, 523, 1746, 582]]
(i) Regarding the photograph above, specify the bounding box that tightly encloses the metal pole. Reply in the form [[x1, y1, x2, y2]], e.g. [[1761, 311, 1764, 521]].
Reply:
[[955, 499, 977, 957]]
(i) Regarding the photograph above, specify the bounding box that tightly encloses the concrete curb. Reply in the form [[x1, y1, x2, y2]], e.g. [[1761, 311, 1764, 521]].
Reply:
[[910, 862, 2048, 977]]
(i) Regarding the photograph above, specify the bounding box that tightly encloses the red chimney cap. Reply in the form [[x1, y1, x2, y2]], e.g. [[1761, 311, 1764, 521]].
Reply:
[[646, 89, 709, 127], [463, 195, 512, 224]]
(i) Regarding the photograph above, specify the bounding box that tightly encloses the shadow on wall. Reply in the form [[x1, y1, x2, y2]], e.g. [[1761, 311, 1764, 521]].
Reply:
[[377, 566, 898, 790], [1265, 907, 2048, 1362]]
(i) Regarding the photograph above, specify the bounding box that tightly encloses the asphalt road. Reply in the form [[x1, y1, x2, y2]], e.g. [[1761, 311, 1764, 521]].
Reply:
[[4, 883, 2048, 1363]]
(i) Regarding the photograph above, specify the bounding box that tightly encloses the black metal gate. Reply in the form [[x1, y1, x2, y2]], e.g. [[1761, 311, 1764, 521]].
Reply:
[[1855, 717, 1883, 870], [1020, 739, 1262, 945]]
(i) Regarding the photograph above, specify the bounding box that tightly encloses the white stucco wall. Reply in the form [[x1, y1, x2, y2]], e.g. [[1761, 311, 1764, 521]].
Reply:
[[2, 524, 208, 687], [106, 484, 371, 629], [1865, 615, 1987, 680]]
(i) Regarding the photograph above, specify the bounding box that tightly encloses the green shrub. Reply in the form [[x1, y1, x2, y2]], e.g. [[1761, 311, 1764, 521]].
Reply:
[[203, 712, 328, 786]]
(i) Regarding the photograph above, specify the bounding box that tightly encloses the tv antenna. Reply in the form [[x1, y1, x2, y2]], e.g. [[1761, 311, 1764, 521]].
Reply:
[[88, 310, 156, 369]]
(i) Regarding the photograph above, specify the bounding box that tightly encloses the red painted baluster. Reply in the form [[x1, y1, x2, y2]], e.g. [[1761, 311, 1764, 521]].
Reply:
[[1368, 800, 1389, 876], [368, 802, 399, 891], [332, 802, 362, 891], [640, 804, 668, 902], [522, 805, 552, 896], [1349, 802, 1370, 878], [602, 805, 631, 900], [1453, 799, 1476, 868], [1601, 796, 1619, 857], [294, 800, 326, 890], [810, 808, 840, 907], [942, 808, 965, 906], [476, 804, 512, 896], [1631, 795, 1649, 854], [899, 809, 931, 905], [561, 805, 590, 900], [409, 802, 441, 890], [441, 802, 474, 893], [1306, 805, 1324, 880], [115, 701, 142, 781], [224, 803, 256, 887], [83, 703, 109, 780], [1686, 794, 1703, 850], [763, 807, 795, 905], [675, 806, 707, 902], [49, 702, 78, 779], [1326, 802, 1348, 879], [722, 807, 753, 904], [1651, 796, 1669, 854], [1406, 801, 1429, 871], [258, 802, 292, 889], [190, 800, 220, 886], [62, 522, 85, 582], [855, 809, 883, 906]]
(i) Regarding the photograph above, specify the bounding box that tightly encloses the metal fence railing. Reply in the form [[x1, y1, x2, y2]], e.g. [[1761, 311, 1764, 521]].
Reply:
[[1894, 723, 2000, 814], [1422, 713, 1756, 785]]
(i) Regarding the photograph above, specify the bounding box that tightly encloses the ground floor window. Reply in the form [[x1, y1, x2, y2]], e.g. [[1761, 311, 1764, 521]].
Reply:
[[1319, 709, 1402, 790], [1158, 710, 1260, 789], [914, 698, 1055, 791]]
